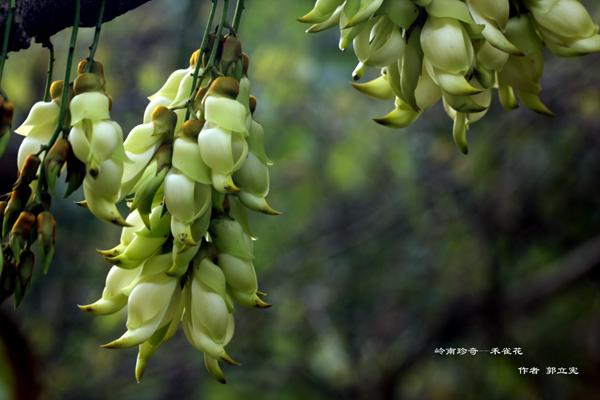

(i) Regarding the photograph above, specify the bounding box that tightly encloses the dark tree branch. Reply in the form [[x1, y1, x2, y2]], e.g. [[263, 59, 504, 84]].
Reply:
[[0, 0, 152, 53]]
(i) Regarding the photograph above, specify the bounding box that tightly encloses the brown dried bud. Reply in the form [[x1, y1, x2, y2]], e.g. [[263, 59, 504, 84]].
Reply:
[[221, 35, 243, 76], [151, 106, 178, 141], [13, 154, 41, 190], [154, 143, 173, 173], [202, 33, 216, 68], [2, 186, 32, 238], [9, 212, 36, 262], [249, 95, 257, 114], [194, 85, 210, 113], [37, 211, 56, 273], [44, 138, 70, 196], [63, 144, 86, 199]]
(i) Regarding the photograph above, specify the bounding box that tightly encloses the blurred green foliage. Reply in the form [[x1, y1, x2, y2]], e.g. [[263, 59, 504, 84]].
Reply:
[[1, 0, 600, 399]]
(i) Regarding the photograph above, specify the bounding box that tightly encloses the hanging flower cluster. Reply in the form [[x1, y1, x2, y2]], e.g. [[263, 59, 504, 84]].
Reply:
[[0, 0, 280, 384], [1, 83, 64, 306], [79, 31, 279, 383], [298, 0, 600, 153]]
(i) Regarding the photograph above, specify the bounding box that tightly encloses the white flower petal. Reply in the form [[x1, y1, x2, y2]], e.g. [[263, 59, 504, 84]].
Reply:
[[105, 265, 141, 298], [148, 68, 190, 101], [169, 70, 195, 107], [17, 136, 46, 170], [123, 123, 159, 154], [143, 96, 174, 124], [127, 274, 178, 330], [173, 137, 212, 184], [164, 168, 196, 222], [84, 158, 123, 201], [70, 92, 110, 125], [198, 125, 234, 174], [91, 120, 118, 161], [68, 122, 92, 163], [14, 101, 59, 136], [204, 96, 248, 133]]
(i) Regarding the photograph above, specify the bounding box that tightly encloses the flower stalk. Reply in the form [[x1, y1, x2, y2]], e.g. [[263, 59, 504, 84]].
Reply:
[[43, 44, 55, 102], [36, 0, 81, 200], [84, 0, 106, 73], [233, 0, 244, 32], [185, 0, 221, 121]]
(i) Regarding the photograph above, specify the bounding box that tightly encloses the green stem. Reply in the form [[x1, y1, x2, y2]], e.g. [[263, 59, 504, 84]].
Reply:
[[37, 0, 81, 201], [209, 0, 230, 70], [185, 0, 220, 121], [184, 0, 230, 120], [0, 0, 16, 84], [232, 0, 244, 33], [84, 0, 106, 73], [43, 44, 55, 102]]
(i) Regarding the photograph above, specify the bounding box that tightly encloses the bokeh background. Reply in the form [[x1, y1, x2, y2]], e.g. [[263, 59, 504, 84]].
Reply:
[[1, 0, 600, 399]]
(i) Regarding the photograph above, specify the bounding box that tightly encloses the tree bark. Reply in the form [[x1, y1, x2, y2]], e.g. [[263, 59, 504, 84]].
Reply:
[[0, 0, 153, 52]]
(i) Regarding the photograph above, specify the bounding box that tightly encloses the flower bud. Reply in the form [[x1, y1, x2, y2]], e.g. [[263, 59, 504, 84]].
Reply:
[[73, 72, 104, 95], [13, 154, 41, 190], [78, 60, 106, 85], [206, 77, 240, 100], [0, 261, 17, 304], [49, 81, 64, 101], [9, 212, 36, 262], [63, 143, 87, 199], [189, 49, 201, 69], [2, 186, 32, 238], [221, 35, 243, 76], [37, 211, 56, 273], [44, 138, 70, 195], [151, 105, 178, 139], [17, 250, 35, 294]]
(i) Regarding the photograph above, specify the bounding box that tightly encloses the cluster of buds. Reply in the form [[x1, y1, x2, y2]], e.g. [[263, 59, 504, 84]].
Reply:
[[80, 32, 279, 383], [3, 82, 60, 306], [2, 60, 123, 307], [1, 158, 55, 307], [298, 0, 600, 154]]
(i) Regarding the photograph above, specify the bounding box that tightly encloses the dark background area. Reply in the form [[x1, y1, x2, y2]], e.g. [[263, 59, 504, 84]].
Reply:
[[1, 1, 600, 399]]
